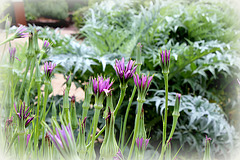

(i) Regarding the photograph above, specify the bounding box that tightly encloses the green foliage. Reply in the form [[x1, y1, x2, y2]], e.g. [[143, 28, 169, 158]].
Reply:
[[32, 0, 240, 158], [147, 91, 237, 159], [24, 0, 69, 20], [73, 6, 89, 28]]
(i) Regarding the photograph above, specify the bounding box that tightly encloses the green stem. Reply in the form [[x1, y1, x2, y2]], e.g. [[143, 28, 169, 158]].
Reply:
[[159, 73, 169, 160], [34, 82, 41, 156], [113, 84, 127, 116], [18, 58, 31, 102], [42, 81, 49, 123], [121, 86, 137, 151], [82, 106, 89, 121], [160, 114, 179, 157], [86, 84, 127, 148], [127, 99, 144, 160], [26, 51, 44, 102], [88, 107, 101, 160]]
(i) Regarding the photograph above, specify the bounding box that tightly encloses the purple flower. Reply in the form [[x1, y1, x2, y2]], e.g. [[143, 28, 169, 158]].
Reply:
[[160, 50, 171, 73], [133, 74, 153, 92], [48, 124, 73, 150], [14, 102, 34, 127], [42, 40, 50, 51], [206, 135, 212, 142], [44, 62, 56, 80], [176, 93, 181, 101], [15, 25, 29, 38], [9, 47, 21, 63], [113, 149, 124, 160], [114, 57, 137, 84], [136, 137, 150, 151], [92, 76, 113, 95]]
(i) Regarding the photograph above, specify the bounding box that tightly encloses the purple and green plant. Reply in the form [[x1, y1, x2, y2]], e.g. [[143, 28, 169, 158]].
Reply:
[[42, 117, 79, 160], [203, 136, 212, 160], [128, 73, 153, 160], [88, 76, 114, 160], [100, 108, 119, 160]]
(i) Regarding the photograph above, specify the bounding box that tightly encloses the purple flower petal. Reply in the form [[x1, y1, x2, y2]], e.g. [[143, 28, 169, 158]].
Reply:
[[25, 117, 34, 127], [26, 134, 31, 147]]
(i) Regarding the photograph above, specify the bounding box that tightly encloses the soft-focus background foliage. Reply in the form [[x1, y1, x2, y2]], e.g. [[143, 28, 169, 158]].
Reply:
[[1, 0, 240, 159]]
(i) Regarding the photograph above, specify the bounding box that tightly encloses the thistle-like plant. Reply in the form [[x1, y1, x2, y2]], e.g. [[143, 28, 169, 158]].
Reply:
[[128, 74, 153, 160], [43, 119, 79, 160], [88, 76, 114, 160]]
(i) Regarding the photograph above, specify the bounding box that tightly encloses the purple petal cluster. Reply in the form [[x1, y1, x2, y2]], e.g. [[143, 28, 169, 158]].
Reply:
[[9, 47, 16, 61], [48, 124, 73, 150], [206, 135, 212, 142], [113, 149, 124, 160], [176, 93, 181, 101], [92, 76, 113, 95], [44, 62, 56, 79], [15, 25, 29, 38], [114, 57, 137, 83], [160, 50, 171, 73], [160, 50, 170, 64], [9, 47, 20, 63], [136, 137, 150, 151], [14, 102, 34, 127], [133, 74, 153, 90], [42, 40, 50, 50]]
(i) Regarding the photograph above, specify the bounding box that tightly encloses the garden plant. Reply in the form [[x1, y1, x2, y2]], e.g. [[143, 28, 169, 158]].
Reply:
[[0, 0, 240, 160]]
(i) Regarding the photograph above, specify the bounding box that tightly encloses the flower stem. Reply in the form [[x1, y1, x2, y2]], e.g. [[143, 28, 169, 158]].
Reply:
[[127, 98, 144, 160], [18, 58, 31, 102], [88, 106, 101, 160], [121, 86, 137, 151], [42, 81, 49, 123], [86, 85, 127, 148], [113, 84, 127, 116], [34, 82, 41, 156], [159, 73, 169, 160]]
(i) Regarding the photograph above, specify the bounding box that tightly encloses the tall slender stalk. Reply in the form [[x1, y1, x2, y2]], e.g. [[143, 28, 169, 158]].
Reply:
[[113, 84, 127, 115], [34, 82, 41, 156], [127, 99, 144, 160], [121, 86, 136, 150], [159, 73, 169, 160], [18, 58, 31, 102], [88, 106, 101, 160], [42, 81, 50, 123]]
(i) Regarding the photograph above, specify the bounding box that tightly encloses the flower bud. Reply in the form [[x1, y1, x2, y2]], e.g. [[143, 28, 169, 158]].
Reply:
[[159, 49, 171, 74], [44, 62, 56, 81], [133, 74, 153, 99], [173, 93, 181, 117], [70, 95, 78, 130], [66, 75, 72, 90]]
